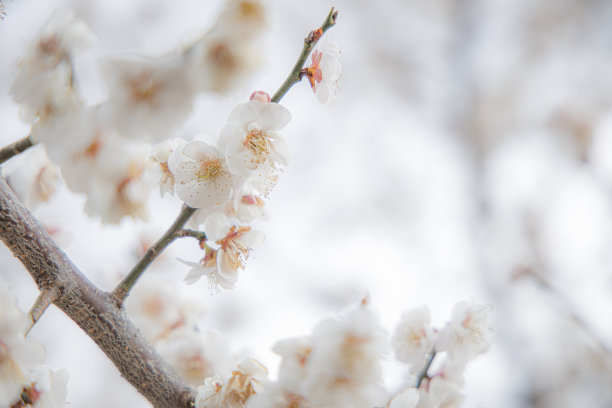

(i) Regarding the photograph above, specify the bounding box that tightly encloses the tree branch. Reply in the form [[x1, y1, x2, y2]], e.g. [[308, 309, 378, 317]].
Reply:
[[0, 177, 195, 408], [0, 135, 35, 165]]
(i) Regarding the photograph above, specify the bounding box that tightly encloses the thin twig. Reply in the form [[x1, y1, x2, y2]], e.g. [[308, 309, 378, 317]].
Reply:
[[528, 271, 612, 358], [0, 135, 35, 165], [415, 350, 437, 388], [271, 7, 338, 103], [176, 229, 207, 241], [112, 205, 197, 304], [25, 287, 59, 335]]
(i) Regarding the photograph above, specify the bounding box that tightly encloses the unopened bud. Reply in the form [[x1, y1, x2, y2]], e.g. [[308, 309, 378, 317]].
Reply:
[[249, 90, 270, 103]]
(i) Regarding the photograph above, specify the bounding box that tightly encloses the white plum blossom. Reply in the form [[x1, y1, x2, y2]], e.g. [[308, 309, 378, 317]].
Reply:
[[229, 190, 269, 223], [246, 382, 311, 408], [302, 305, 389, 408], [100, 55, 195, 141], [187, 0, 265, 94], [435, 301, 492, 365], [11, 10, 95, 123], [195, 358, 268, 408], [83, 137, 159, 224], [35, 108, 105, 193], [15, 10, 95, 71], [388, 388, 419, 408], [272, 336, 312, 394], [125, 278, 204, 342], [416, 377, 464, 408], [391, 306, 435, 371], [4, 145, 60, 210], [150, 138, 187, 196], [0, 284, 45, 406], [251, 304, 389, 408], [156, 328, 235, 387], [182, 212, 264, 289], [218, 100, 291, 177], [12, 64, 81, 127], [195, 374, 225, 408], [305, 41, 341, 105], [23, 367, 69, 408], [168, 141, 238, 209]]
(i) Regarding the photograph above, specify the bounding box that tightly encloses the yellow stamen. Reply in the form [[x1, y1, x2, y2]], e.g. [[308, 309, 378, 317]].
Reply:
[[244, 128, 270, 165], [197, 159, 224, 181]]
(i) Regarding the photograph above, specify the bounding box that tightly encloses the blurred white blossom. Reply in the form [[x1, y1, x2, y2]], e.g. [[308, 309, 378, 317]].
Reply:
[[187, 0, 266, 94], [435, 301, 492, 365], [0, 284, 46, 406], [4, 145, 60, 210], [100, 56, 196, 141], [391, 306, 435, 372], [156, 328, 234, 386]]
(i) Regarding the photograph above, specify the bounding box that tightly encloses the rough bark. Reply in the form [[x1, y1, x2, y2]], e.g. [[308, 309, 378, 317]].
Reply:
[[0, 176, 195, 408]]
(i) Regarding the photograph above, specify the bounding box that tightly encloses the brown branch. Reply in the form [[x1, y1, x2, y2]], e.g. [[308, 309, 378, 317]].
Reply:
[[0, 177, 195, 408], [0, 135, 35, 165]]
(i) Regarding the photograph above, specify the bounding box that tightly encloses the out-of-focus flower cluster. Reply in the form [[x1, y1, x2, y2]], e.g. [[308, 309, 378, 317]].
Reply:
[[0, 284, 67, 408], [179, 300, 492, 408], [7, 1, 268, 224], [125, 278, 237, 388], [125, 280, 491, 408]]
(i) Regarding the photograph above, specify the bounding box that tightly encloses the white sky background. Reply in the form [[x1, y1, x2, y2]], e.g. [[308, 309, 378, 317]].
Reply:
[[2, 0, 612, 407]]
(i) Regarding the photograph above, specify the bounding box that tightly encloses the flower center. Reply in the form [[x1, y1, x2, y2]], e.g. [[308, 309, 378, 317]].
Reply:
[[197, 159, 224, 181], [116, 162, 146, 218], [209, 43, 236, 71], [218, 225, 252, 270], [245, 128, 270, 165], [129, 72, 158, 103], [39, 35, 60, 55]]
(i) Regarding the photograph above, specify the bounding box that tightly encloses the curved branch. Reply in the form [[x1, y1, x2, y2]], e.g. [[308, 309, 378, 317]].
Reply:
[[0, 177, 195, 408]]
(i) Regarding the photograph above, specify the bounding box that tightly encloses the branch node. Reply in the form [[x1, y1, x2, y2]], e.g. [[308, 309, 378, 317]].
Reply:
[[26, 286, 60, 335]]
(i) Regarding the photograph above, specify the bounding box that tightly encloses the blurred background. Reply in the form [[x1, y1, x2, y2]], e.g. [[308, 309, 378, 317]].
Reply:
[[2, 0, 612, 407]]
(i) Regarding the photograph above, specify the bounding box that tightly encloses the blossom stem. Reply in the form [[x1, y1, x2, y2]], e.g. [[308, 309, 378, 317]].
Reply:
[[176, 229, 207, 241], [415, 349, 437, 388], [0, 135, 35, 165], [25, 287, 59, 335], [271, 7, 338, 103], [113, 205, 197, 305]]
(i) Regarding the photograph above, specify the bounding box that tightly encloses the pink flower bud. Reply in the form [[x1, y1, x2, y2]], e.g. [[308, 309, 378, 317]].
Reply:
[[249, 90, 271, 103]]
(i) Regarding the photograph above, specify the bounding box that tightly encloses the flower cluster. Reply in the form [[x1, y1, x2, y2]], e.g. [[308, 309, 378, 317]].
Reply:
[[169, 93, 289, 289], [125, 278, 236, 386], [0, 284, 67, 408], [241, 301, 491, 408], [9, 1, 267, 223], [388, 301, 492, 408], [8, 3, 342, 293]]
